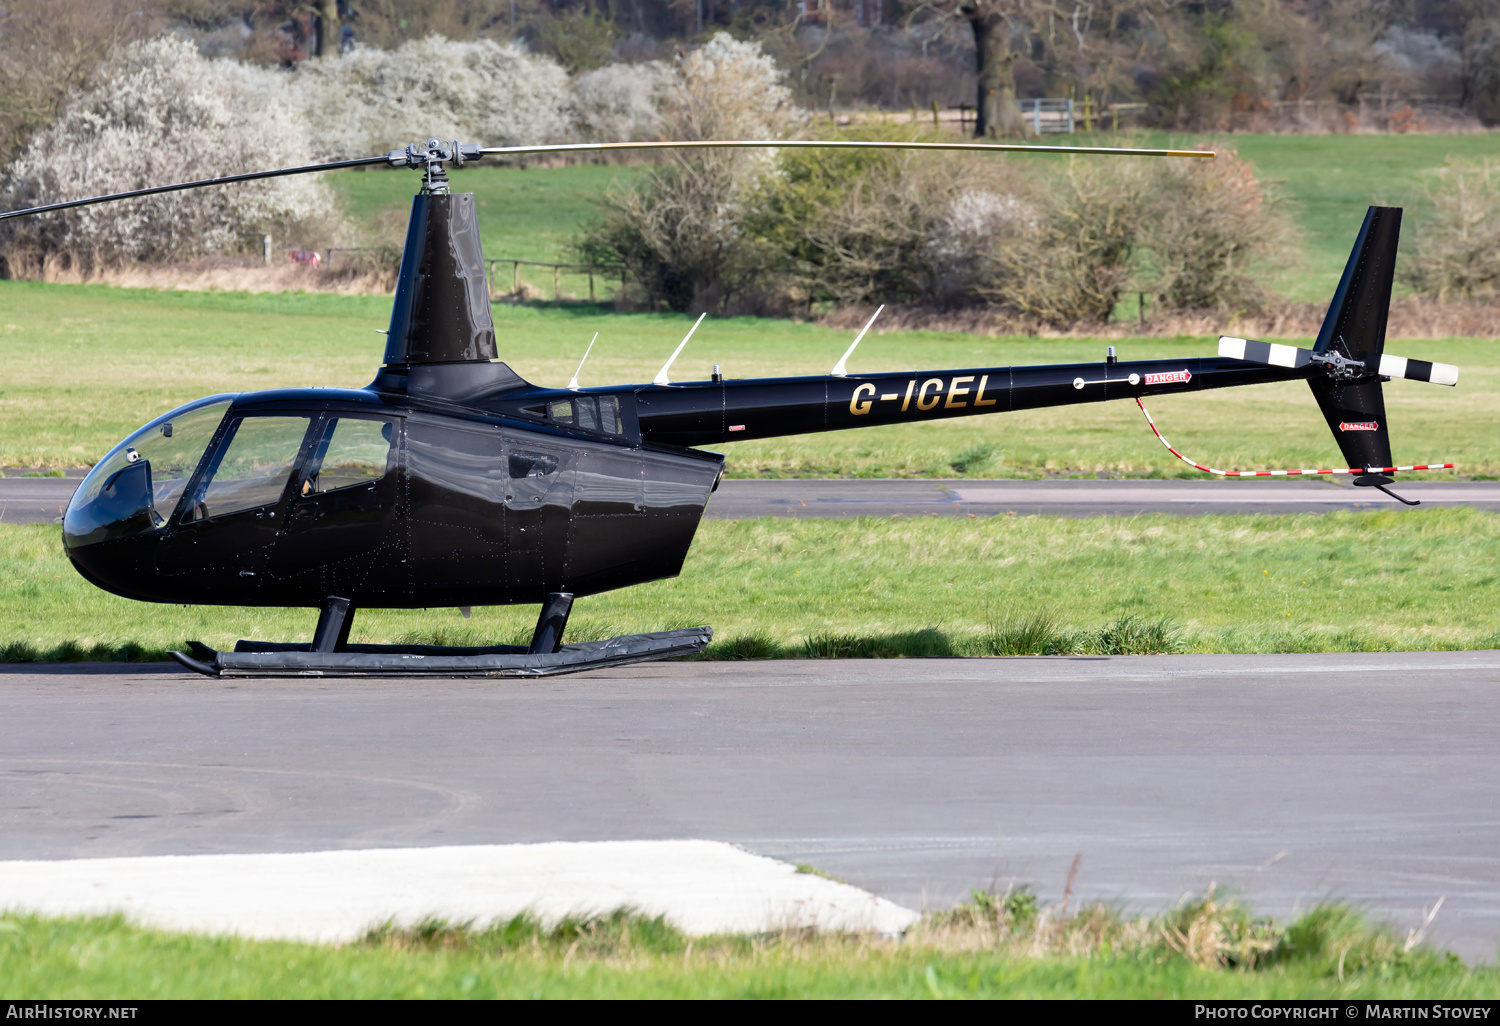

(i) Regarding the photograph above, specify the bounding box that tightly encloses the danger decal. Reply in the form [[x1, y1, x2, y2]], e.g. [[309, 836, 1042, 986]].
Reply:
[[1339, 421, 1379, 431], [1144, 370, 1191, 385]]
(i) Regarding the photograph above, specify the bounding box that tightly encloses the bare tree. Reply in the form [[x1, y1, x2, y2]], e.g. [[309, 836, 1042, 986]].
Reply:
[[0, 0, 164, 166], [1457, 0, 1500, 123], [314, 0, 341, 57], [960, 0, 1023, 137]]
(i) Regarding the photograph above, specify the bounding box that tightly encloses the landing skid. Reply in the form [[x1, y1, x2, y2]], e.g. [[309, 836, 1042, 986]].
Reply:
[[168, 590, 710, 678], [170, 627, 712, 678]]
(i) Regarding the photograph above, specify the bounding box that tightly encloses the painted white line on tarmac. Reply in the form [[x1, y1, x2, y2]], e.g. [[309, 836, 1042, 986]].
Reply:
[[0, 840, 920, 943]]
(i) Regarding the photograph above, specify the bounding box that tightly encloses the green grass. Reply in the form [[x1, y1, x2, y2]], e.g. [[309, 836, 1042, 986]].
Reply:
[[3, 897, 1494, 999], [1091, 132, 1500, 301], [0, 284, 1492, 477], [4, 507, 1497, 659], [330, 163, 644, 265], [1222, 133, 1500, 300], [328, 162, 644, 300]]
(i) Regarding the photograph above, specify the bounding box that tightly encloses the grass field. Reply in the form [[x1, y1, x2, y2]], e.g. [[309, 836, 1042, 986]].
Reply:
[[324, 132, 1500, 302], [0, 284, 1492, 477], [4, 507, 1496, 659], [1112, 132, 1500, 300], [4, 896, 1495, 999]]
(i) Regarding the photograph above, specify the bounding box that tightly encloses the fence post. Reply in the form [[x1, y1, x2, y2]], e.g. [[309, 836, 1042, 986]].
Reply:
[[553, 265, 560, 301], [931, 98, 940, 130], [512, 261, 520, 295], [588, 270, 595, 303]]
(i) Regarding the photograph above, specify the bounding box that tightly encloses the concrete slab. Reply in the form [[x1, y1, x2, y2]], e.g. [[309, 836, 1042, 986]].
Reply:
[[0, 840, 920, 942]]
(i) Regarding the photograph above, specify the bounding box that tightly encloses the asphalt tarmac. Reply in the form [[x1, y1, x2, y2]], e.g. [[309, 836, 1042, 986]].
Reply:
[[5, 474, 1499, 523], [5, 652, 1499, 958], [0, 476, 78, 525], [703, 478, 1500, 518]]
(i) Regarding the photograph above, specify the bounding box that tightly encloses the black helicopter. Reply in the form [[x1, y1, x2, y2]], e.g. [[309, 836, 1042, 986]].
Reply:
[[0, 138, 1458, 677]]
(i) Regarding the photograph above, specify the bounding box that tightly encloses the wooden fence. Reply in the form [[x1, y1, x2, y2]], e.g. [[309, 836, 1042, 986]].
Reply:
[[485, 258, 622, 302], [317, 249, 621, 302]]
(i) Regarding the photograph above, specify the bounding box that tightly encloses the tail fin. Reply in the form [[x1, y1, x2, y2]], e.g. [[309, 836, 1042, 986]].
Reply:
[[1308, 206, 1401, 479]]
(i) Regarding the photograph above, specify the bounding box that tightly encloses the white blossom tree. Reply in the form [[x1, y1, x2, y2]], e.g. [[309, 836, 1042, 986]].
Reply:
[[1, 36, 332, 267]]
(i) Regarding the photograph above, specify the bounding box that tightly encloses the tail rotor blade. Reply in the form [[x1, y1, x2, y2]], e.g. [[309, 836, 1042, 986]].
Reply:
[[1377, 354, 1459, 386], [1222, 336, 1459, 388]]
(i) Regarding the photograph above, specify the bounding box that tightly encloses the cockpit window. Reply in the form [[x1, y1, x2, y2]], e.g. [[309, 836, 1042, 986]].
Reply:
[[302, 417, 395, 495], [188, 415, 314, 521], [63, 396, 234, 547]]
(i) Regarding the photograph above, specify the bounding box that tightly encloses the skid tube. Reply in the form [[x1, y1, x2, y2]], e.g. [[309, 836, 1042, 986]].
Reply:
[[170, 627, 713, 678]]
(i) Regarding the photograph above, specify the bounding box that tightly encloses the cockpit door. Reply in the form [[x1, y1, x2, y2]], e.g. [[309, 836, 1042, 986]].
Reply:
[[267, 414, 402, 594], [154, 414, 317, 591]]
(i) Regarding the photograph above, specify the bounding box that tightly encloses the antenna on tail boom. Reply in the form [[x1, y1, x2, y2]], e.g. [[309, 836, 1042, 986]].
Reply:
[[568, 332, 598, 390], [831, 305, 884, 377], [653, 312, 706, 386]]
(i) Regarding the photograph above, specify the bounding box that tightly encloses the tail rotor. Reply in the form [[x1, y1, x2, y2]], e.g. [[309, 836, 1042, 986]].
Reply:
[[1216, 205, 1459, 505]]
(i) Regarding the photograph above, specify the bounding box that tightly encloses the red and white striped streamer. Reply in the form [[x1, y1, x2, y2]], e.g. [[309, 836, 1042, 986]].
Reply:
[[1135, 398, 1454, 477]]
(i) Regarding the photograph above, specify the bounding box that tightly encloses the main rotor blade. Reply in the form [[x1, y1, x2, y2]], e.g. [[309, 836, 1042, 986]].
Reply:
[[0, 154, 389, 222], [0, 137, 1211, 224], [479, 139, 1215, 159]]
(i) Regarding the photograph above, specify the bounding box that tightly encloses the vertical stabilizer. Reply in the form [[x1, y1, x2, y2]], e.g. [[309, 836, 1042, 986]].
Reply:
[[1309, 207, 1401, 475], [1312, 206, 1400, 364]]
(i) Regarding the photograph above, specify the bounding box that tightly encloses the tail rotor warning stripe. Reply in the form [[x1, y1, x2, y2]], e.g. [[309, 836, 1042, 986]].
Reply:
[[1376, 353, 1460, 386], [1217, 336, 1311, 369], [1135, 398, 1454, 477]]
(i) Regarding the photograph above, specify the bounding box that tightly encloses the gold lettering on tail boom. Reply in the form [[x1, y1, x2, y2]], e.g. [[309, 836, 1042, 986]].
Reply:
[[917, 378, 943, 411], [851, 373, 1000, 418], [974, 374, 997, 407]]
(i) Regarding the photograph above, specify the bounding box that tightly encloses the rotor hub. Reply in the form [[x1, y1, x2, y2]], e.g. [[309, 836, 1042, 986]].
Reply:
[[386, 139, 483, 195], [1309, 347, 1367, 381]]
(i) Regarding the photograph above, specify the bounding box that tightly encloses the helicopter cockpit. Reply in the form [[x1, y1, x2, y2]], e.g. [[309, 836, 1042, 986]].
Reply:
[[62, 394, 236, 548]]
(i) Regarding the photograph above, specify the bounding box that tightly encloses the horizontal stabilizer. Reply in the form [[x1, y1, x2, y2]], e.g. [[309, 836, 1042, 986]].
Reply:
[[1218, 336, 1457, 386]]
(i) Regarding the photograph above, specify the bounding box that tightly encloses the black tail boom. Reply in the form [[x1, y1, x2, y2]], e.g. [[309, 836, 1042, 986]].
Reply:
[[632, 356, 1311, 448]]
